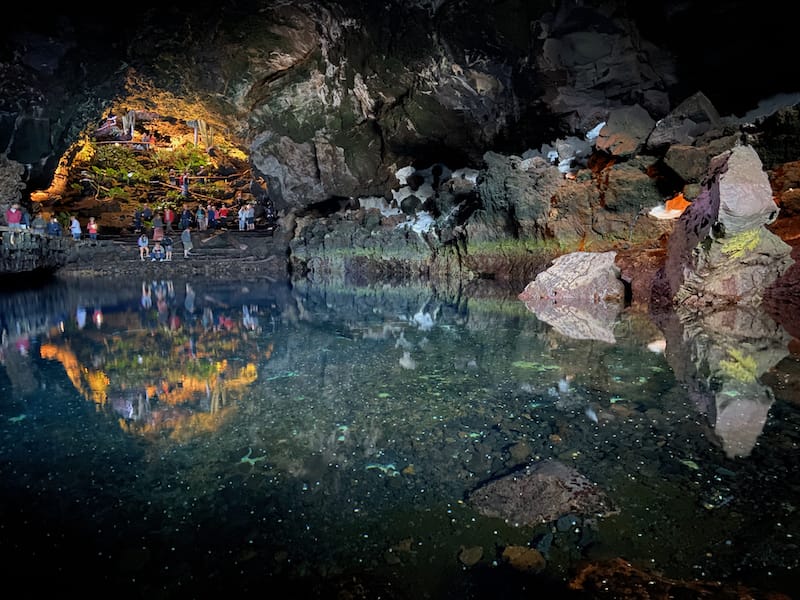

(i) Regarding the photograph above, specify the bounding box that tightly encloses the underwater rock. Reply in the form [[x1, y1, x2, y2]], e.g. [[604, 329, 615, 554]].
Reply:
[[467, 459, 617, 527]]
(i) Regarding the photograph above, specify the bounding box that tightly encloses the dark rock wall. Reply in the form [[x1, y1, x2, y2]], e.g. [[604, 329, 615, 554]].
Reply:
[[1, 0, 798, 291]]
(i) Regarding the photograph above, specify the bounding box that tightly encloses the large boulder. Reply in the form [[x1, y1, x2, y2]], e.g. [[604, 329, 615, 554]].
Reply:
[[518, 251, 625, 343], [653, 144, 793, 308]]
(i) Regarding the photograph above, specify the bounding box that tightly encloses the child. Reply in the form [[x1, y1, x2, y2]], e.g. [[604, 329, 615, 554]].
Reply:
[[138, 233, 149, 260], [150, 241, 166, 261]]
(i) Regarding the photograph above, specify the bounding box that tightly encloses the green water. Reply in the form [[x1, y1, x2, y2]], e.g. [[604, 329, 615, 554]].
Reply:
[[1, 277, 798, 598]]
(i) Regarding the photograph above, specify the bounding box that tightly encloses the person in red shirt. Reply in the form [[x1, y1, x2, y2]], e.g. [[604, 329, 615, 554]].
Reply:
[[164, 206, 175, 233], [87, 216, 99, 242], [217, 204, 229, 229], [5, 203, 23, 230]]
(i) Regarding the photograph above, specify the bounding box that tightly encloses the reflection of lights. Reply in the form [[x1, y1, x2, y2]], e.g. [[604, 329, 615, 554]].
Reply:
[[93, 309, 103, 328]]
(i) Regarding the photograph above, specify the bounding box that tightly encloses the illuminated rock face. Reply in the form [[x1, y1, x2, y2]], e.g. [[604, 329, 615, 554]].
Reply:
[[0, 1, 792, 204], [654, 144, 794, 308]]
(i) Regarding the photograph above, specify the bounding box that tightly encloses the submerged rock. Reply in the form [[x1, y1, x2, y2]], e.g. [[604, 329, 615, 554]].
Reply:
[[467, 459, 617, 527]]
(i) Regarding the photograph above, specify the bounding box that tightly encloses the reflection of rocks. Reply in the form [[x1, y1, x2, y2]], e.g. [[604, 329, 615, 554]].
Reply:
[[656, 304, 791, 458], [518, 251, 624, 343], [715, 380, 774, 459], [467, 459, 617, 527]]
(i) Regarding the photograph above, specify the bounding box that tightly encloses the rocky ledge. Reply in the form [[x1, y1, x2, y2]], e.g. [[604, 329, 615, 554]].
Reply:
[[53, 228, 292, 282]]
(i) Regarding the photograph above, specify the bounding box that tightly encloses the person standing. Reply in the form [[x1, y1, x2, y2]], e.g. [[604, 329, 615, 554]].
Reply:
[[237, 203, 247, 231], [69, 215, 82, 240], [162, 233, 173, 261], [181, 226, 193, 258], [217, 204, 229, 229], [46, 216, 62, 236], [31, 213, 46, 235], [180, 204, 192, 230], [152, 212, 164, 242], [87, 217, 99, 242], [5, 203, 23, 230], [246, 203, 255, 230], [20, 206, 31, 230], [133, 205, 144, 233], [195, 204, 207, 231], [164, 205, 175, 233]]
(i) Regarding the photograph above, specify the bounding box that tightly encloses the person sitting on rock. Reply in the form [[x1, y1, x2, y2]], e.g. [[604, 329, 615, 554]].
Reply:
[[138, 233, 149, 260], [150, 241, 166, 261]]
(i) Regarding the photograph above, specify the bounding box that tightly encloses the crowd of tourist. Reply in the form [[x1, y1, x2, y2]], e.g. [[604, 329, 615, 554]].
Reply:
[[3, 189, 277, 264]]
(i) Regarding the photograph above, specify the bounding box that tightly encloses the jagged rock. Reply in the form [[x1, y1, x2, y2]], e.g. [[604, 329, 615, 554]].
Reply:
[[715, 144, 780, 233], [595, 104, 655, 158], [653, 144, 794, 308], [467, 459, 618, 527], [0, 230, 73, 276], [533, 4, 675, 132], [519, 250, 624, 303], [646, 91, 722, 151], [662, 135, 739, 186]]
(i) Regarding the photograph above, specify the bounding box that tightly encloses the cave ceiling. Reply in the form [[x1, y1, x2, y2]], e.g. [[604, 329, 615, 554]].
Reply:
[[0, 0, 796, 207]]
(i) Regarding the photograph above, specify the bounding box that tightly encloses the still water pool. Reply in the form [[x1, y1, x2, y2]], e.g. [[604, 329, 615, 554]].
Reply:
[[1, 277, 798, 598]]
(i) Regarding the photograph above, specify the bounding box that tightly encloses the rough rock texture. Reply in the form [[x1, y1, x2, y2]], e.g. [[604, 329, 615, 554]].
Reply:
[[467, 459, 618, 527], [569, 557, 789, 599], [0, 230, 72, 276], [518, 251, 624, 342], [0, 1, 798, 301], [654, 144, 794, 308]]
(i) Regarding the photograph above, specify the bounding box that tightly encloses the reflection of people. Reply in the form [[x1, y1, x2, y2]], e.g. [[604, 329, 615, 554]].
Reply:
[[184, 283, 196, 313], [141, 282, 152, 309], [210, 372, 227, 414]]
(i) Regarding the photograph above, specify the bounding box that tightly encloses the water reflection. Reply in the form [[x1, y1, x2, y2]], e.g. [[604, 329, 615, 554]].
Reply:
[[0, 278, 798, 598]]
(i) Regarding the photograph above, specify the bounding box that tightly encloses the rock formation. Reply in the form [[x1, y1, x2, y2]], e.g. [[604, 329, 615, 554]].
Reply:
[[0, 1, 797, 295], [653, 143, 793, 309], [467, 459, 618, 527]]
